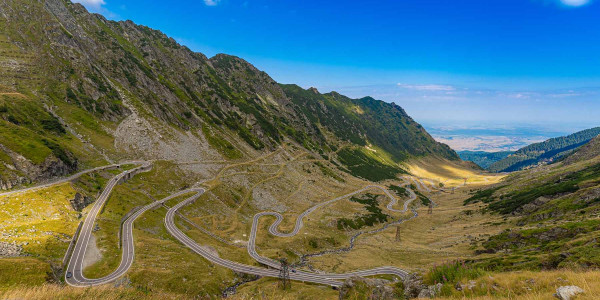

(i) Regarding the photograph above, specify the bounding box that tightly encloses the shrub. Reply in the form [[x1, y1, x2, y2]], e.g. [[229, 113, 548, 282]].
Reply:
[[337, 194, 389, 230], [41, 117, 66, 134], [7, 115, 19, 125], [42, 139, 76, 169], [424, 260, 484, 286]]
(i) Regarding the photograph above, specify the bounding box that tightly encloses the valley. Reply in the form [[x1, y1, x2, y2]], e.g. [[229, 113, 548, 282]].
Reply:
[[1, 0, 599, 299]]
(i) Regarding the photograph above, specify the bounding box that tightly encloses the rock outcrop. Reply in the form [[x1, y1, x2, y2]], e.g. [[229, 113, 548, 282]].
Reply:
[[554, 286, 584, 300], [0, 241, 22, 257], [69, 192, 94, 211], [339, 276, 398, 300]]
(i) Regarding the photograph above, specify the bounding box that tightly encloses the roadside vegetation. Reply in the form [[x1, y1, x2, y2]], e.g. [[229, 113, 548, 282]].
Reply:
[[424, 260, 484, 294], [430, 269, 599, 299]]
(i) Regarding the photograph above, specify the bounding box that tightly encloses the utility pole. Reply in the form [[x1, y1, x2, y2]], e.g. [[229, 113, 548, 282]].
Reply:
[[279, 258, 291, 290], [428, 201, 433, 215], [395, 226, 401, 242]]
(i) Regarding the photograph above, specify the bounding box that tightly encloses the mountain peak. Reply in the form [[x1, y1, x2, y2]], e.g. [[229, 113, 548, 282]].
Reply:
[[308, 87, 320, 94]]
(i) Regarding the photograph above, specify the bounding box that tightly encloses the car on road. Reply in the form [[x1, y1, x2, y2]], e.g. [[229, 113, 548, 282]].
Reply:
[[66, 272, 73, 279], [291, 269, 296, 273]]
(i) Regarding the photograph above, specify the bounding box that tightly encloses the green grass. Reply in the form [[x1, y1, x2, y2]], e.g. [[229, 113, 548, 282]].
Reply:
[[0, 183, 80, 262], [337, 194, 389, 230], [201, 124, 242, 159], [467, 163, 600, 215], [388, 185, 409, 197], [315, 161, 345, 182], [0, 258, 51, 289], [477, 219, 600, 271], [464, 186, 504, 205], [424, 260, 484, 286], [337, 148, 404, 182]]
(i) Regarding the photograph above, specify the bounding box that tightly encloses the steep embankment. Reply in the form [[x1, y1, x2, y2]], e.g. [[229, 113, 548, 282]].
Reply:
[[488, 127, 600, 172], [0, 0, 457, 190]]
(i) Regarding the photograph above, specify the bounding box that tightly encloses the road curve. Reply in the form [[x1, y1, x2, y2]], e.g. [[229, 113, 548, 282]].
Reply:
[[164, 195, 345, 287], [247, 184, 417, 281], [65, 163, 153, 286], [51, 160, 459, 288]]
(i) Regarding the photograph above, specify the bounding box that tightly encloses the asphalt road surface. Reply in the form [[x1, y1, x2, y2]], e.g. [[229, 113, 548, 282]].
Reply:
[[65, 163, 152, 287], [247, 184, 417, 280], [49, 160, 461, 287]]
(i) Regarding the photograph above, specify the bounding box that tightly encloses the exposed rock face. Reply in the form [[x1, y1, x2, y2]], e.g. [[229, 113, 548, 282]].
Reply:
[[399, 273, 443, 299], [402, 273, 427, 299], [338, 276, 397, 300], [69, 192, 94, 211], [0, 241, 22, 257], [417, 283, 443, 298], [554, 286, 584, 300], [0, 175, 30, 191], [0, 144, 75, 190]]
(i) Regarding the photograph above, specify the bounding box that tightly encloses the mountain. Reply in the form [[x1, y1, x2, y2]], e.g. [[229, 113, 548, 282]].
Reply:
[[0, 0, 457, 189], [465, 136, 600, 271], [563, 135, 600, 165], [487, 127, 600, 173], [458, 151, 513, 169]]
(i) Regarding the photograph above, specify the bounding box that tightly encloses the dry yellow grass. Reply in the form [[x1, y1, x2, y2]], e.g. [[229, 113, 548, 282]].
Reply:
[[406, 157, 504, 186], [0, 183, 80, 260], [434, 270, 600, 299], [307, 183, 508, 274], [232, 277, 339, 300], [0, 284, 181, 299]]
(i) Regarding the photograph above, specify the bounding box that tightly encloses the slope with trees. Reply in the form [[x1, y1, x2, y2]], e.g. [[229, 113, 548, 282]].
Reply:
[[488, 127, 600, 172]]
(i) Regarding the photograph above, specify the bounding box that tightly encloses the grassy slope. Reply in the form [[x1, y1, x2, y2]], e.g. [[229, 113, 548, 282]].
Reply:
[[460, 142, 600, 273]]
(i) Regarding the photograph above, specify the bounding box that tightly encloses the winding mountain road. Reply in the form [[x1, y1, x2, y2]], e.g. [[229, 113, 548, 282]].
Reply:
[[246, 184, 416, 280], [64, 162, 152, 287], [40, 160, 459, 287]]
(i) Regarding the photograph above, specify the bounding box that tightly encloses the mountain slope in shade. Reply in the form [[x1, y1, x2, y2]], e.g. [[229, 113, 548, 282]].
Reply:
[[488, 127, 600, 172], [458, 150, 513, 169]]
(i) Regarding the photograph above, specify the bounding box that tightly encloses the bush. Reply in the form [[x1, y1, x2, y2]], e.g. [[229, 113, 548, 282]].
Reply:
[[424, 260, 484, 286], [389, 185, 409, 197], [337, 194, 389, 230], [42, 139, 76, 169], [7, 115, 19, 124], [41, 117, 66, 134]]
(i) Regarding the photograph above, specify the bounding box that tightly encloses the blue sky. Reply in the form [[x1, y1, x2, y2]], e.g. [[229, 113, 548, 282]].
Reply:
[[76, 0, 600, 129]]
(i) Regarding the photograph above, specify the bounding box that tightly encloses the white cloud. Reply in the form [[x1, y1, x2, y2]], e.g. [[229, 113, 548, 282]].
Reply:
[[204, 0, 221, 6], [559, 0, 591, 6], [72, 0, 106, 10], [397, 83, 455, 91]]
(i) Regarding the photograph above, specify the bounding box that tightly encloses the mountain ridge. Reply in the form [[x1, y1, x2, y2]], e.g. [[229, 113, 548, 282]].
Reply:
[[0, 0, 457, 189], [488, 127, 600, 172]]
